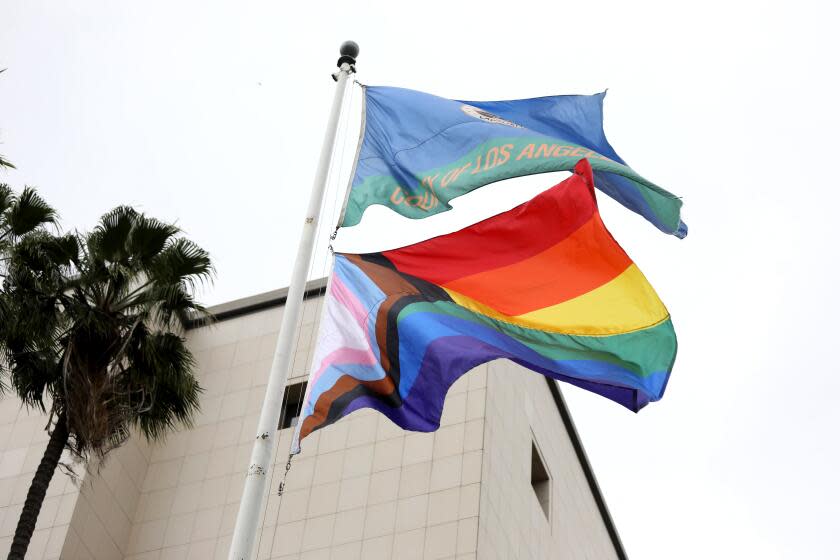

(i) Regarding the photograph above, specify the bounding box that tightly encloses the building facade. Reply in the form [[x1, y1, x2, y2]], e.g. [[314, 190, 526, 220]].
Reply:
[[0, 282, 625, 559]]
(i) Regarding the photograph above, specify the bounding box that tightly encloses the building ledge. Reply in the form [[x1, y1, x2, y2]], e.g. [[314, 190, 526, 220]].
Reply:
[[185, 277, 328, 329]]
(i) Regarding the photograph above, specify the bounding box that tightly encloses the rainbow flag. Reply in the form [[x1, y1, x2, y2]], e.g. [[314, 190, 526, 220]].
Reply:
[[341, 86, 687, 237], [292, 159, 677, 453]]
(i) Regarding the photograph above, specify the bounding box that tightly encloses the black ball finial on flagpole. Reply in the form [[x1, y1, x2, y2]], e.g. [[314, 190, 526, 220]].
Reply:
[[337, 41, 359, 68]]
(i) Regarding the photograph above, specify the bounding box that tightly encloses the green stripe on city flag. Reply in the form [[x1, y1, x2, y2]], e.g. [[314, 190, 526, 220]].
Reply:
[[342, 136, 682, 233]]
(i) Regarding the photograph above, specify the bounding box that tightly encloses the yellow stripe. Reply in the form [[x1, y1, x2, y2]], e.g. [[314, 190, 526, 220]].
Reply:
[[445, 264, 669, 336]]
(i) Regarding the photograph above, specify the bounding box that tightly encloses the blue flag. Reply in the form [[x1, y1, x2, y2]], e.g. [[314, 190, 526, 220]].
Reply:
[[341, 86, 686, 237]]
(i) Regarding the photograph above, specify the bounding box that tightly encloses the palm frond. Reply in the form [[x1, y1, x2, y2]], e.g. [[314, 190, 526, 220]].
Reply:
[[49, 234, 80, 267], [88, 206, 137, 264], [152, 283, 208, 328], [5, 187, 57, 238], [14, 232, 79, 270], [0, 184, 14, 215], [149, 238, 214, 290], [126, 332, 201, 441], [126, 215, 180, 265], [9, 348, 60, 411]]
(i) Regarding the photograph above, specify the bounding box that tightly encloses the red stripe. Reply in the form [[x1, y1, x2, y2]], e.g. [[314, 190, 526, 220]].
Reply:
[[443, 212, 631, 315], [383, 159, 597, 285]]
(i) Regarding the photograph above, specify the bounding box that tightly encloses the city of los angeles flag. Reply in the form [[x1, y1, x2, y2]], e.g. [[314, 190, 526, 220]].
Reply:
[[341, 86, 687, 238], [292, 159, 677, 452]]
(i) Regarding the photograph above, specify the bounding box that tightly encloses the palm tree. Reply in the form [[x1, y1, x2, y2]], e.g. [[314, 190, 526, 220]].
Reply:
[[0, 185, 58, 263], [0, 205, 213, 559]]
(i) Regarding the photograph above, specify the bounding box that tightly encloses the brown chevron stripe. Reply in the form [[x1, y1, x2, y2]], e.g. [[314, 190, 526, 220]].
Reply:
[[298, 373, 397, 441]]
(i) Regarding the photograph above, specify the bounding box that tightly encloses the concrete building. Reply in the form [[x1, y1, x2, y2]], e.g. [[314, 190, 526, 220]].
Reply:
[[0, 282, 625, 559]]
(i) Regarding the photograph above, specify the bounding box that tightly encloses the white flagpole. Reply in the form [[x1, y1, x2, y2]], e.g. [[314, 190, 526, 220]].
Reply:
[[228, 41, 358, 560]]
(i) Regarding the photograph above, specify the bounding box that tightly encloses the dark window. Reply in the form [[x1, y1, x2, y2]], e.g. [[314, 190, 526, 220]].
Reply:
[[531, 440, 551, 521], [278, 382, 307, 430]]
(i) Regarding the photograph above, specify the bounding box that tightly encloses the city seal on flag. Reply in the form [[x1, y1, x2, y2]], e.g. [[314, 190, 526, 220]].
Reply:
[[461, 104, 524, 128]]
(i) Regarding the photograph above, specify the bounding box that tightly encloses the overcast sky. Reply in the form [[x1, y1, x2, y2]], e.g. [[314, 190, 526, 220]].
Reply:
[[2, 1, 839, 558]]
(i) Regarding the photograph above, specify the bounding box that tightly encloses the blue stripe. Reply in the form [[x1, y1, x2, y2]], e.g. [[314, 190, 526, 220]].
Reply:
[[395, 310, 669, 403]]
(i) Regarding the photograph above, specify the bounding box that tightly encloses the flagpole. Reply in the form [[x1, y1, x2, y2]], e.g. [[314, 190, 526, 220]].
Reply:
[[228, 41, 358, 560]]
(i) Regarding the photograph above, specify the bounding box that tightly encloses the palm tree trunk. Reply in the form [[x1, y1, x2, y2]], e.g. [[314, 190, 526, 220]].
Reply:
[[7, 411, 69, 560]]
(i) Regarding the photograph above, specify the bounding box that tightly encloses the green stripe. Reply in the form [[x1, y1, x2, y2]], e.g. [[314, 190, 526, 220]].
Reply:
[[342, 136, 682, 233], [397, 300, 677, 377]]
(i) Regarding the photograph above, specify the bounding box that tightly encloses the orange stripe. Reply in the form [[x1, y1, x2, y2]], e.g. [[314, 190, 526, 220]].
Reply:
[[443, 264, 669, 335], [442, 213, 631, 316]]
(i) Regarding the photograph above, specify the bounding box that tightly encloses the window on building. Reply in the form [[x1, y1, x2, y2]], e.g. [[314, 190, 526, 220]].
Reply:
[[531, 440, 551, 521], [278, 382, 307, 430]]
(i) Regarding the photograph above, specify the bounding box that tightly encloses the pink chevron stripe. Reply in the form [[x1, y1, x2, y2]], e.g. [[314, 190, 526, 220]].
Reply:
[[305, 278, 379, 389], [332, 274, 369, 326], [312, 347, 377, 382]]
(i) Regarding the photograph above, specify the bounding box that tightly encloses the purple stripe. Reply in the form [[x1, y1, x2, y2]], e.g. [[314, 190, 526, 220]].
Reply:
[[336, 335, 646, 435]]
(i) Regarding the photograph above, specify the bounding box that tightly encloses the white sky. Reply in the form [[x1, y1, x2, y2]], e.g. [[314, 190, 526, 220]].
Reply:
[[2, 1, 839, 558]]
